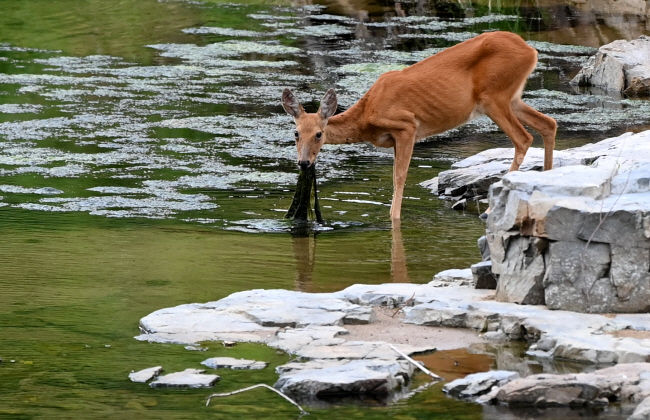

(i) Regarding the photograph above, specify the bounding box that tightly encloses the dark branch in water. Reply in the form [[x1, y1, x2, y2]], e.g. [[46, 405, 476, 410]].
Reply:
[[285, 164, 323, 224]]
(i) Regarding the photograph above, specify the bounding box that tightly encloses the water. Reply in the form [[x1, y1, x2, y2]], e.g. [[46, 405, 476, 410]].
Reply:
[[0, 0, 649, 418]]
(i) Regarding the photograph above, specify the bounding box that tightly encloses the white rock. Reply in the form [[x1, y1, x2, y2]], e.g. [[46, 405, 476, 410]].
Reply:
[[149, 368, 220, 388], [571, 36, 650, 94], [129, 366, 162, 383], [274, 359, 414, 396], [201, 357, 267, 370], [443, 370, 519, 398]]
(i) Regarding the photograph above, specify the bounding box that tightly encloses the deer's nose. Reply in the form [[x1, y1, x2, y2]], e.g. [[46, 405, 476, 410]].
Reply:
[[298, 160, 311, 170]]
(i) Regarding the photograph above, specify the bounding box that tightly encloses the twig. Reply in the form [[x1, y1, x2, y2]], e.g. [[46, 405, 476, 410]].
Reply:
[[436, 349, 461, 366], [389, 344, 443, 381], [206, 384, 308, 415], [391, 293, 415, 318]]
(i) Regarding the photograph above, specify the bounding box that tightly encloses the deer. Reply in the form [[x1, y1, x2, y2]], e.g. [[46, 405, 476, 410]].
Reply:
[[282, 31, 557, 220]]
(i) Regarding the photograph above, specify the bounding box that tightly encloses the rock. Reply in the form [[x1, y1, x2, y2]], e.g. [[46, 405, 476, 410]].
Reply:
[[483, 131, 650, 312], [478, 235, 490, 261], [543, 241, 615, 312], [494, 236, 546, 305], [418, 177, 438, 194], [149, 368, 220, 388], [201, 357, 267, 370], [136, 268, 650, 385], [136, 289, 373, 344], [443, 370, 519, 399], [430, 268, 473, 287], [274, 359, 414, 397], [424, 147, 586, 203], [184, 345, 208, 351], [129, 366, 163, 383], [630, 395, 650, 420], [482, 331, 507, 341], [570, 36, 650, 95], [491, 363, 650, 407], [471, 261, 497, 290]]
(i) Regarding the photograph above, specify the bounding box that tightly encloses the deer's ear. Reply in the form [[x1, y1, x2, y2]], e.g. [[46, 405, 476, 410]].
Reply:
[[318, 89, 337, 120], [282, 88, 303, 118]]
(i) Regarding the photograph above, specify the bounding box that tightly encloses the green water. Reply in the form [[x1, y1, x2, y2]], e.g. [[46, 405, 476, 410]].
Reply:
[[1, 0, 649, 418]]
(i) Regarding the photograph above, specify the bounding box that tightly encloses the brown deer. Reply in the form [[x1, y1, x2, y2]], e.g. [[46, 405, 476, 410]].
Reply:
[[282, 31, 557, 220]]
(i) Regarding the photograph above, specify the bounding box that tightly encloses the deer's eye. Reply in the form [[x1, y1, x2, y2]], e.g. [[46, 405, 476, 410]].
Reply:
[[315, 132, 322, 140], [294, 131, 299, 141]]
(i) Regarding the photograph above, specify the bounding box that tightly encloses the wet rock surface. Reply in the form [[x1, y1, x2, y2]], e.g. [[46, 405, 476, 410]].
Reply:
[[571, 35, 650, 94]]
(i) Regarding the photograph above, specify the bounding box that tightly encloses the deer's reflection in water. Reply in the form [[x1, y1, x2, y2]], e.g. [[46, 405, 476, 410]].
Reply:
[[291, 220, 410, 292]]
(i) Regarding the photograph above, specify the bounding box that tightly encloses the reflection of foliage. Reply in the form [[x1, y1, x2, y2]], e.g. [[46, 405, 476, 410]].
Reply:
[[428, 0, 466, 19], [0, 0, 288, 63]]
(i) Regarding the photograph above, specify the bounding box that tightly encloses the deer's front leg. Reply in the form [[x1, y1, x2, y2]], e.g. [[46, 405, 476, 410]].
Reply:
[[390, 134, 416, 220]]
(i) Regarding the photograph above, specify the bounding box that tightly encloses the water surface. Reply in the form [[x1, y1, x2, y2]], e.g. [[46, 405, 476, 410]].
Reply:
[[1, 0, 649, 418]]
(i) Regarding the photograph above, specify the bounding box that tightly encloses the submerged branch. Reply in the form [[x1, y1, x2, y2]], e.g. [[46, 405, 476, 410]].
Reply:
[[206, 383, 308, 415], [389, 344, 443, 381]]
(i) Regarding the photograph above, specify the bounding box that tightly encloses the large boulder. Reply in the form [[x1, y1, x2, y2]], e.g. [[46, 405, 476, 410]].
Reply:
[[483, 130, 650, 313], [570, 35, 650, 95]]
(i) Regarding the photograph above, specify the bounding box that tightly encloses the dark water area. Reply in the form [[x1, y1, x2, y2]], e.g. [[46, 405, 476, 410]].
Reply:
[[0, 0, 649, 418]]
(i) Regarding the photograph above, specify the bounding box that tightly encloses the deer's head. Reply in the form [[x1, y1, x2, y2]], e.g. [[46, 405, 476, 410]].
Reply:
[[282, 88, 337, 170]]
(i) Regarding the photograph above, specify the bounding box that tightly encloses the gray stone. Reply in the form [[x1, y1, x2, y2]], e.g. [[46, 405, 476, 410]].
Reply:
[[570, 36, 650, 95], [481, 130, 650, 312], [630, 395, 650, 420], [483, 331, 507, 341], [149, 368, 220, 388], [478, 235, 490, 261], [129, 366, 163, 383], [274, 359, 414, 396], [443, 370, 519, 399], [491, 363, 650, 408], [543, 241, 614, 312], [430, 268, 473, 287], [471, 261, 497, 290], [201, 357, 267, 370], [494, 236, 546, 305]]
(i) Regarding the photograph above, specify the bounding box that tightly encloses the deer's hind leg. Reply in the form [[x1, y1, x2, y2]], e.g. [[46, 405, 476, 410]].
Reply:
[[512, 99, 557, 171], [482, 98, 535, 172]]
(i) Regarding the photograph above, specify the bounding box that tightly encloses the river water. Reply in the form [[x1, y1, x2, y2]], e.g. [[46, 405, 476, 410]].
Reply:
[[0, 0, 649, 418]]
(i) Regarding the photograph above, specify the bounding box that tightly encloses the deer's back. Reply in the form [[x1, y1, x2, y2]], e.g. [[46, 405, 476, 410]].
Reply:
[[357, 31, 538, 137]]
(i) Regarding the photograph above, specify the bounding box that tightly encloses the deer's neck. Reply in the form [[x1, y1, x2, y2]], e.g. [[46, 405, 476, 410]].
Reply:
[[324, 105, 365, 145]]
